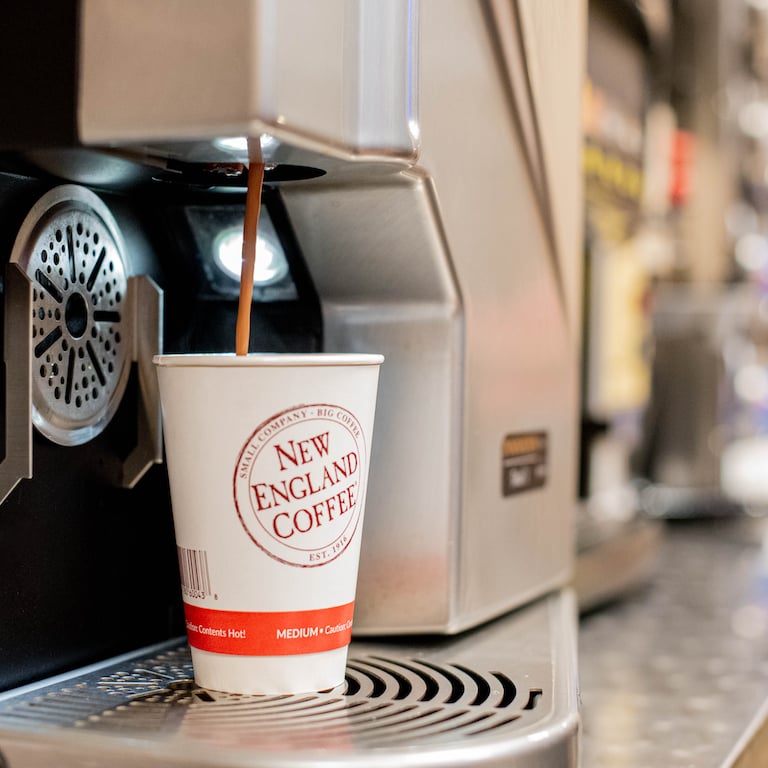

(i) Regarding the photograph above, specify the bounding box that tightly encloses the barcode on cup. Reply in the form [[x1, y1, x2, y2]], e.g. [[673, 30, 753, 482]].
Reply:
[[177, 546, 213, 600]]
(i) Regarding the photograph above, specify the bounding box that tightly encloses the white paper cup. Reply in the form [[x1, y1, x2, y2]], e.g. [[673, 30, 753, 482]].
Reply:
[[153, 352, 383, 694]]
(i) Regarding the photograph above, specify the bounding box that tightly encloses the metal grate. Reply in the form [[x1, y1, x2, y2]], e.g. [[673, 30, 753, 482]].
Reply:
[[0, 592, 578, 767], [0, 645, 543, 749], [11, 185, 131, 446]]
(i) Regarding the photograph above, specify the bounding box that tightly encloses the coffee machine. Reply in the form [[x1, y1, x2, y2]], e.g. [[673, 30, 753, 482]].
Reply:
[[0, 1, 585, 765]]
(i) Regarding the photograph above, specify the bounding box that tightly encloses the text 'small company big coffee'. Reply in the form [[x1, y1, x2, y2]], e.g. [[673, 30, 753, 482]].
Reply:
[[154, 353, 383, 694]]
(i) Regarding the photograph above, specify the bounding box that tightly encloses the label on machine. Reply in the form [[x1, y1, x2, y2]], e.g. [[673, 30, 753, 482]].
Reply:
[[501, 432, 548, 496]]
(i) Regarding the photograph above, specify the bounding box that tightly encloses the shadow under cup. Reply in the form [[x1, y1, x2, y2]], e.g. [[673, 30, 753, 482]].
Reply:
[[153, 352, 383, 695]]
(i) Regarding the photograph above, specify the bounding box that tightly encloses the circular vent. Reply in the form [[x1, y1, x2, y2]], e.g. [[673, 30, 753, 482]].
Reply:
[[11, 185, 131, 446]]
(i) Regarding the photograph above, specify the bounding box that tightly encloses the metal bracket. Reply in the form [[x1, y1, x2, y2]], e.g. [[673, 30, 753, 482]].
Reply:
[[0, 264, 32, 504], [122, 274, 164, 488], [0, 267, 163, 500]]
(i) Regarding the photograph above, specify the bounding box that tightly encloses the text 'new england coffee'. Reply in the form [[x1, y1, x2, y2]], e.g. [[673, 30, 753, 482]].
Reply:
[[234, 403, 367, 567]]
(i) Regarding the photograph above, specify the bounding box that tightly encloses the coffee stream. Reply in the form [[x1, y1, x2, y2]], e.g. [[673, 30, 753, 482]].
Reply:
[[236, 138, 266, 356]]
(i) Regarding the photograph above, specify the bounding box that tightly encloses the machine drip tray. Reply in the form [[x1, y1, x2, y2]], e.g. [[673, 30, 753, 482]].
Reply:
[[0, 591, 579, 767]]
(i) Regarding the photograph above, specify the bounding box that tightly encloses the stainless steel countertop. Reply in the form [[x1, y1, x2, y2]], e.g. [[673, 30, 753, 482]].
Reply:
[[578, 515, 768, 767]]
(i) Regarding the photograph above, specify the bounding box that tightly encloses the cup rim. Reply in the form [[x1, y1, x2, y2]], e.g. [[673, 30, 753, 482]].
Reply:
[[153, 352, 384, 368]]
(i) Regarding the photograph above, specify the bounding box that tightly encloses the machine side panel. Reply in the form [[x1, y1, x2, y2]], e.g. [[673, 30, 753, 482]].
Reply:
[[281, 178, 463, 633], [418, 0, 581, 629]]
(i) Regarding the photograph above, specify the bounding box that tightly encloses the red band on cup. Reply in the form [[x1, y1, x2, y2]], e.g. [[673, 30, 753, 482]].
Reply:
[[183, 602, 355, 656]]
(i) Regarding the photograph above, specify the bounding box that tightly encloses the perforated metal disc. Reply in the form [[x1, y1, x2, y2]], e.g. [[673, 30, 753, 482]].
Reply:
[[11, 185, 131, 446]]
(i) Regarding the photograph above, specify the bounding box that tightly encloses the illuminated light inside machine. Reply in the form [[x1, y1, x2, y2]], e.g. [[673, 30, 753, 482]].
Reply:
[[734, 364, 768, 403], [734, 232, 768, 272], [213, 227, 288, 286], [213, 134, 278, 153]]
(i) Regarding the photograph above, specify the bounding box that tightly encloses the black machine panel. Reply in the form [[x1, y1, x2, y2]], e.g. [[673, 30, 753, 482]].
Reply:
[[0, 157, 322, 692]]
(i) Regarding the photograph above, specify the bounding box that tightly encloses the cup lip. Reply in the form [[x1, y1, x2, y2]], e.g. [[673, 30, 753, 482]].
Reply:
[[153, 352, 384, 368]]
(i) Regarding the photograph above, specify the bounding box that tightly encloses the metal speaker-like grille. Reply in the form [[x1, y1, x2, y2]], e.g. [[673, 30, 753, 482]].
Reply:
[[11, 185, 131, 446], [0, 594, 578, 766], [0, 645, 544, 750]]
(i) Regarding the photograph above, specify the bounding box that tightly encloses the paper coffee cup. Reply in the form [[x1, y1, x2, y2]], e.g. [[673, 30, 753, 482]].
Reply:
[[153, 352, 383, 695]]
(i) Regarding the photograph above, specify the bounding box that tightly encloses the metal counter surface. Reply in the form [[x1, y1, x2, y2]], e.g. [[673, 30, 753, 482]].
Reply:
[[578, 516, 768, 767]]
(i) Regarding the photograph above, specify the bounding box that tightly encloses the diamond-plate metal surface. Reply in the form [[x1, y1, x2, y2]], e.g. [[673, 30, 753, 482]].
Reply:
[[579, 516, 768, 767]]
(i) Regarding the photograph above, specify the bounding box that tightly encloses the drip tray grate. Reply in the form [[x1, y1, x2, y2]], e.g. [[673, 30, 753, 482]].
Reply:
[[0, 591, 579, 767], [2, 648, 538, 747]]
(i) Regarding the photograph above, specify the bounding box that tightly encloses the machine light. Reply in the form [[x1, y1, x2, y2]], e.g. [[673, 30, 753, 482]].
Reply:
[[213, 227, 288, 287], [213, 135, 278, 154]]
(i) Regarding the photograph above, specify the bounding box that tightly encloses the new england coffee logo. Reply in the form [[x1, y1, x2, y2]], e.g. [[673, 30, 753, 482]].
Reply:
[[233, 404, 366, 567]]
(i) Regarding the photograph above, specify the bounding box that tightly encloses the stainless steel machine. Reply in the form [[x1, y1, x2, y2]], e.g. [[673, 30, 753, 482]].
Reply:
[[0, 1, 585, 764]]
